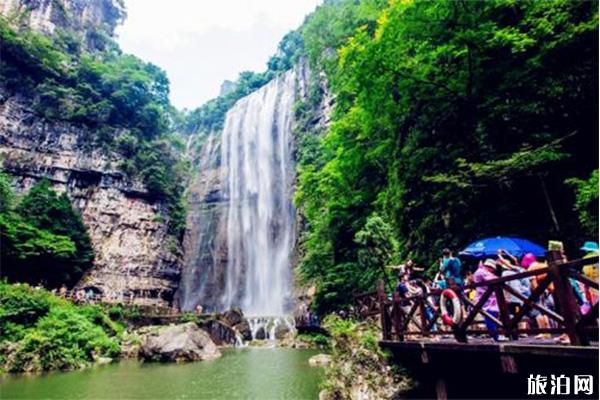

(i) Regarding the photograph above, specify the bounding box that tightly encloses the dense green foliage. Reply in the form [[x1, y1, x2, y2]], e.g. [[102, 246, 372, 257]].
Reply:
[[294, 0, 599, 313], [0, 282, 122, 372], [0, 17, 168, 138], [566, 169, 599, 236], [0, 16, 188, 237], [0, 174, 93, 287]]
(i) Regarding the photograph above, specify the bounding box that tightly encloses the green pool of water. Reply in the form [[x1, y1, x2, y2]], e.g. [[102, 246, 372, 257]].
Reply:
[[0, 348, 325, 399]]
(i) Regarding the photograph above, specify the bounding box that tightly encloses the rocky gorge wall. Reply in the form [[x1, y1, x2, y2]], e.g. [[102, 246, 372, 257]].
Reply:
[[0, 0, 124, 49], [0, 87, 181, 306], [0, 0, 180, 306]]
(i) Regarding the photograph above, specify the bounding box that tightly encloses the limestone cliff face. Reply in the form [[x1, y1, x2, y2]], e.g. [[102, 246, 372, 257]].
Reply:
[[0, 0, 124, 46], [0, 1, 181, 307], [0, 88, 181, 306]]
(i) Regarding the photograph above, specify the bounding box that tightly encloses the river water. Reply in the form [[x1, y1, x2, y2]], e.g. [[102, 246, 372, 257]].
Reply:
[[0, 348, 324, 399]]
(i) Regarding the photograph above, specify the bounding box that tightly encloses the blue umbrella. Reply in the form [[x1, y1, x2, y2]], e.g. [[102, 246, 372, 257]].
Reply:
[[459, 236, 546, 259]]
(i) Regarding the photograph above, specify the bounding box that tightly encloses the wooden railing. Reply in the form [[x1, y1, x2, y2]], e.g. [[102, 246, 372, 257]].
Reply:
[[355, 251, 599, 346]]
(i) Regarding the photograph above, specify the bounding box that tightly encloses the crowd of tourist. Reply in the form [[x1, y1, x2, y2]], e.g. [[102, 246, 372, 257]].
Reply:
[[393, 241, 599, 343]]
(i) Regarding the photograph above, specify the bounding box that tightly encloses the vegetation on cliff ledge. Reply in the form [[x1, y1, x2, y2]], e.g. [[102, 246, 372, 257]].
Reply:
[[0, 174, 94, 287]]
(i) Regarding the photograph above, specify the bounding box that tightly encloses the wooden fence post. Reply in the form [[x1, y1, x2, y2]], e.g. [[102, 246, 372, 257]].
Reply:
[[547, 250, 587, 346], [377, 280, 391, 340], [391, 291, 404, 341], [495, 285, 517, 340], [419, 297, 429, 338]]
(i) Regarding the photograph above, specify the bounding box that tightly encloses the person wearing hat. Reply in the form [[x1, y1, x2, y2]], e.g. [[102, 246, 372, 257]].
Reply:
[[473, 259, 504, 341]]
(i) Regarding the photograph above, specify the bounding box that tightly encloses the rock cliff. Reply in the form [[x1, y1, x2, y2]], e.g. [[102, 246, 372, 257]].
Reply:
[[0, 0, 124, 49], [0, 1, 181, 306]]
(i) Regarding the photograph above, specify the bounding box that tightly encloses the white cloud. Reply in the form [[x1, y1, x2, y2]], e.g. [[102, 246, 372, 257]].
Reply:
[[116, 0, 320, 109]]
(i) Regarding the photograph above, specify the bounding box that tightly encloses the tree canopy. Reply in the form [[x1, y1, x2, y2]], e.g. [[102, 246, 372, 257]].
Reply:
[[294, 0, 599, 313]]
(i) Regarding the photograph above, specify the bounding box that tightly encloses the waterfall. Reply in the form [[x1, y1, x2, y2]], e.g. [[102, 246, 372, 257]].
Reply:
[[221, 69, 297, 316], [247, 316, 296, 341], [179, 66, 303, 317]]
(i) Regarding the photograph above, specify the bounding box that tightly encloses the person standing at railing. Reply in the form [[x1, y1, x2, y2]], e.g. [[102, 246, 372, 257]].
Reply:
[[474, 259, 506, 341], [498, 249, 532, 334], [437, 248, 463, 289], [525, 254, 555, 339]]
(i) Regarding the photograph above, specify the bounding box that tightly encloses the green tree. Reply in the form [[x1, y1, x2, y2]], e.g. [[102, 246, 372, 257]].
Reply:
[[567, 170, 599, 237], [295, 0, 598, 313], [0, 180, 93, 286], [0, 171, 13, 213]]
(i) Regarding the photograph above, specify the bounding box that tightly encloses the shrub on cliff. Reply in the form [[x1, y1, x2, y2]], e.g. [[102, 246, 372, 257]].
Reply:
[[0, 282, 123, 373], [566, 169, 599, 237]]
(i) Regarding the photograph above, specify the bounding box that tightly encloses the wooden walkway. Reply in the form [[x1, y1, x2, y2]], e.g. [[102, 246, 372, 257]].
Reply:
[[381, 338, 598, 359], [356, 251, 599, 399]]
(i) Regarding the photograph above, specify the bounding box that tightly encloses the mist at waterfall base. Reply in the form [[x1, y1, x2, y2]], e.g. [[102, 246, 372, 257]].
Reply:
[[179, 68, 301, 338]]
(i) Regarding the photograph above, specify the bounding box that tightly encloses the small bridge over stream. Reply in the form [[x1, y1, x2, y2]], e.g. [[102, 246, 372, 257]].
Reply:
[[355, 251, 598, 399]]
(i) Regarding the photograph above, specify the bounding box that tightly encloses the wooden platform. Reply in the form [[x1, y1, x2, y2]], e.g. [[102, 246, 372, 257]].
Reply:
[[381, 338, 599, 359]]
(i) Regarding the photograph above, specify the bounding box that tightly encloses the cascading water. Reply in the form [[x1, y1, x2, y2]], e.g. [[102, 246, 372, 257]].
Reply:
[[220, 69, 297, 316], [179, 66, 308, 334], [247, 316, 296, 342]]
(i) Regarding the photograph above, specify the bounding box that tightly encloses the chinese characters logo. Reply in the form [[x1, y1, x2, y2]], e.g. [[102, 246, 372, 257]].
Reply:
[[527, 374, 594, 396]]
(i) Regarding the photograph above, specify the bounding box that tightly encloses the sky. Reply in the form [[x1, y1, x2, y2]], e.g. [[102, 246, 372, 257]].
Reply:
[[116, 0, 320, 110]]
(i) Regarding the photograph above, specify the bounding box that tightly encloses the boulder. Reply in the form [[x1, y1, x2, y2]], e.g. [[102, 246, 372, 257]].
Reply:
[[309, 353, 332, 367], [199, 319, 237, 346], [219, 308, 251, 341], [139, 323, 221, 362], [96, 357, 113, 365], [234, 319, 252, 341], [274, 323, 292, 340], [221, 308, 244, 326]]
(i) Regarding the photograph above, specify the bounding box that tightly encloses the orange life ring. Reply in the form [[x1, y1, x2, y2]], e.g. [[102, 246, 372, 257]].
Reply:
[[440, 289, 462, 326]]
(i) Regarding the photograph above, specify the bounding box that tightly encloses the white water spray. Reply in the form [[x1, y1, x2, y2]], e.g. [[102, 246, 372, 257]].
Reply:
[[220, 69, 297, 316]]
